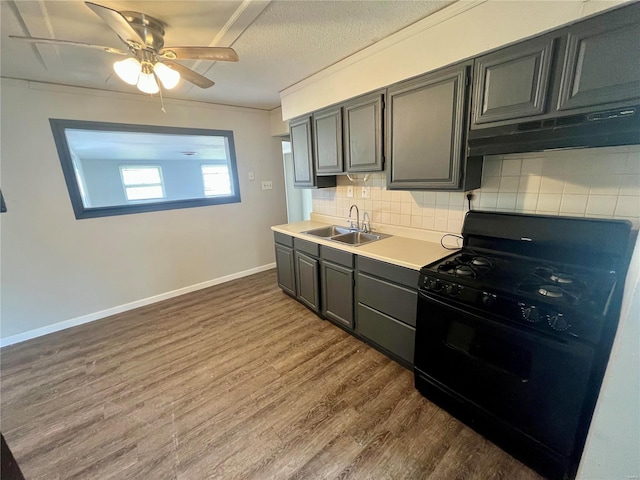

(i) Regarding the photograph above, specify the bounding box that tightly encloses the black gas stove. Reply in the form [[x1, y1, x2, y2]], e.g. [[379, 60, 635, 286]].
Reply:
[[420, 249, 617, 344], [414, 211, 632, 480]]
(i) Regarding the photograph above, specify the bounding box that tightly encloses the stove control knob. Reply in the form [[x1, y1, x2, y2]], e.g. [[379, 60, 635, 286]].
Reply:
[[548, 313, 569, 331], [481, 292, 496, 306], [520, 304, 541, 323], [433, 280, 443, 291], [445, 284, 460, 297]]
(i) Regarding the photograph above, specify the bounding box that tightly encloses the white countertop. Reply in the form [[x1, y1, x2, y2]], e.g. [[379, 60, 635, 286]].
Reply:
[[271, 220, 456, 270]]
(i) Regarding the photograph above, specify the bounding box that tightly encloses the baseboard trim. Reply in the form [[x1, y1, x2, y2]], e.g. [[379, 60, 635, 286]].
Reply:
[[0, 263, 276, 348]]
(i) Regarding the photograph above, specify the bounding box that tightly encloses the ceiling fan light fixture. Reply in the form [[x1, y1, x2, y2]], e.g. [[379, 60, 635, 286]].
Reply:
[[113, 57, 141, 85], [137, 62, 160, 94], [153, 62, 180, 90]]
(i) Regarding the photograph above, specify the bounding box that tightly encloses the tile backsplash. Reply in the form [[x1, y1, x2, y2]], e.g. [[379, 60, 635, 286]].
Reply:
[[311, 145, 640, 233]]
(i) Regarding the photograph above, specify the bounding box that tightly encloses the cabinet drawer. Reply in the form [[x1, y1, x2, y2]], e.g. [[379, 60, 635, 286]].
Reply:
[[321, 246, 354, 268], [274, 231, 294, 247], [294, 237, 320, 257], [357, 256, 419, 289], [357, 304, 415, 365], [358, 273, 417, 326]]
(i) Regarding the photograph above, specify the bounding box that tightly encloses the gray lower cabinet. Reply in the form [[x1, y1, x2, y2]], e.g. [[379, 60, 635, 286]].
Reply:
[[357, 304, 415, 365], [295, 251, 320, 313], [273, 236, 420, 368], [321, 262, 354, 329], [274, 233, 296, 297], [320, 246, 355, 330], [275, 244, 296, 297], [356, 257, 419, 366], [386, 61, 480, 191]]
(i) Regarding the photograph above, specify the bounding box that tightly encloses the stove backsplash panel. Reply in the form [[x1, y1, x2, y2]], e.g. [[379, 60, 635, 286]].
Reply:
[[311, 145, 640, 233]]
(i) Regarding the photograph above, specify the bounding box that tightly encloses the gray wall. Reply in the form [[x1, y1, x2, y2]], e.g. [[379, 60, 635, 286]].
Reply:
[[0, 78, 288, 339]]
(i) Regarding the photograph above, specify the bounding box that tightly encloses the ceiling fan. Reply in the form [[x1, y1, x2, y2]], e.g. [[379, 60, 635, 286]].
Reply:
[[9, 1, 239, 94]]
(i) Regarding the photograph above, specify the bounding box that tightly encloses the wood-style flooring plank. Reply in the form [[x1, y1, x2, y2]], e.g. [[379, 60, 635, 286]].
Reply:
[[1, 269, 543, 479]]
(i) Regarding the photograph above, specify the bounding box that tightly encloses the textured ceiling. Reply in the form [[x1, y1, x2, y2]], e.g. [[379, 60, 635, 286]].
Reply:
[[1, 0, 454, 110]]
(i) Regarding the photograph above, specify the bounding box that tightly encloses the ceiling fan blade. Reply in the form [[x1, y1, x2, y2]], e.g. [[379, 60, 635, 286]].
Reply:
[[160, 46, 239, 62], [160, 60, 215, 89], [9, 35, 129, 55], [85, 2, 145, 47]]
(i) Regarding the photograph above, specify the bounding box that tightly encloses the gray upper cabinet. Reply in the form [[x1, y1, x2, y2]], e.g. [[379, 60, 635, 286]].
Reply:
[[290, 115, 337, 189], [472, 37, 555, 126], [557, 6, 640, 112], [290, 115, 315, 187], [386, 61, 473, 190], [343, 91, 384, 173], [313, 106, 343, 175]]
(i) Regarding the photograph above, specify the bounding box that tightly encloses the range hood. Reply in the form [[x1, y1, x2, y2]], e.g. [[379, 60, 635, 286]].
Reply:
[[467, 105, 640, 156]]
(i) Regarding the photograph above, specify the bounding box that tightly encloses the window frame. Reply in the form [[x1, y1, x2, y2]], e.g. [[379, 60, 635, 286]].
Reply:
[[50, 119, 242, 219], [201, 163, 234, 197], [119, 165, 166, 202]]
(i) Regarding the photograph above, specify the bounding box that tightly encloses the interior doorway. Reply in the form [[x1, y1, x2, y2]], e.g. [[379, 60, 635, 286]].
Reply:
[[281, 139, 311, 222]]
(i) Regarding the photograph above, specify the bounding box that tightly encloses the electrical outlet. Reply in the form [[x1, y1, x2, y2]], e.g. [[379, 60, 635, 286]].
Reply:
[[361, 186, 370, 199], [248, 171, 255, 181], [347, 186, 354, 198], [261, 181, 273, 190]]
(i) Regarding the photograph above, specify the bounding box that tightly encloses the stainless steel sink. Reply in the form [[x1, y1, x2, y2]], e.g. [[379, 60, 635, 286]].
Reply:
[[302, 225, 353, 237], [302, 225, 391, 246], [330, 231, 391, 246]]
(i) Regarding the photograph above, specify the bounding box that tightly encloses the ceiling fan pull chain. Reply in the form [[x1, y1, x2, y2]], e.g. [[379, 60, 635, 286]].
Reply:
[[158, 82, 167, 113]]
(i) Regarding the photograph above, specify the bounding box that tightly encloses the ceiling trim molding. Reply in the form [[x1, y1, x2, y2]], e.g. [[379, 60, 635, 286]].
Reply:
[[0, 77, 272, 114], [279, 0, 485, 98]]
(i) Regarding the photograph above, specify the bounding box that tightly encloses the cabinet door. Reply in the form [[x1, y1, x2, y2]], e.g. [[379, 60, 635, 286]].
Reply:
[[290, 115, 315, 187], [295, 251, 320, 313], [321, 261, 354, 330], [313, 106, 343, 175], [344, 91, 384, 172], [386, 62, 471, 190], [472, 37, 555, 125], [557, 7, 640, 111], [275, 244, 296, 297]]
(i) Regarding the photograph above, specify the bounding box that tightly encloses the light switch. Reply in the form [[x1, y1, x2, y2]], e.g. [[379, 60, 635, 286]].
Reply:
[[248, 171, 255, 181], [347, 186, 354, 198], [362, 186, 370, 198], [261, 181, 273, 190]]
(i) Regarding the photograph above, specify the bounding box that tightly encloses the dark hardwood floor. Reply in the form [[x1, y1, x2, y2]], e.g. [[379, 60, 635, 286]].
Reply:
[[0, 270, 542, 480]]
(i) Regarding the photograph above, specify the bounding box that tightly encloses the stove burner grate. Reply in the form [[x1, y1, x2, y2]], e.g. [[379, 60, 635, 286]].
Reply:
[[535, 267, 577, 285], [538, 285, 564, 298], [437, 253, 494, 279], [517, 281, 583, 305]]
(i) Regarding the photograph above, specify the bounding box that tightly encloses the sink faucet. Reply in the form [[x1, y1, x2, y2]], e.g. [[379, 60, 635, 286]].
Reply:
[[349, 204, 360, 231], [362, 212, 371, 233]]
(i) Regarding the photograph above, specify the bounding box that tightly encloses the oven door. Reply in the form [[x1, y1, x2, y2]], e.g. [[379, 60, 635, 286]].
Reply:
[[415, 291, 595, 457]]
